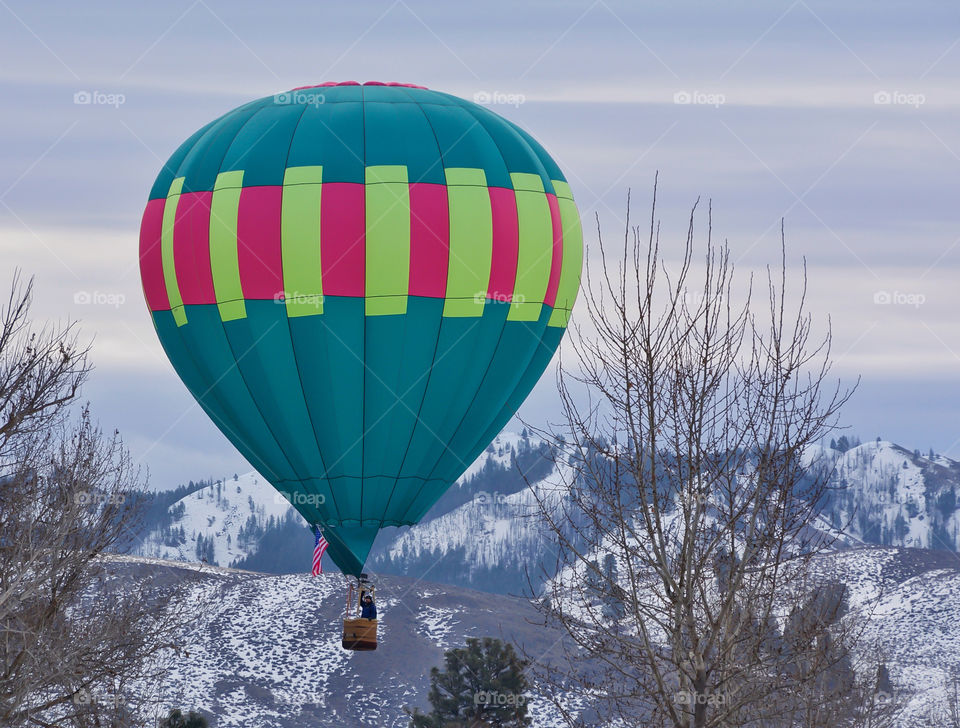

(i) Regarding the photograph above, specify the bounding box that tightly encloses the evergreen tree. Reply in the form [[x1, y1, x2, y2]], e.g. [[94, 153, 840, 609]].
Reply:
[[408, 637, 530, 727], [158, 708, 208, 728], [601, 553, 626, 620]]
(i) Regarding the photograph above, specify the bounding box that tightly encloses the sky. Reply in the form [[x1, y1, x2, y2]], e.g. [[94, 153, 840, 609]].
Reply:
[[1, 0, 959, 488]]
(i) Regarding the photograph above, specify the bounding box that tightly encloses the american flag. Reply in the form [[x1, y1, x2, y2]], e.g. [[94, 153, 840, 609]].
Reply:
[[312, 528, 328, 576]]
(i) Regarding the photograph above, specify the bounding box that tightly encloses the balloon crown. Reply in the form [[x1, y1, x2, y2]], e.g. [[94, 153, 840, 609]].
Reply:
[[290, 81, 428, 90]]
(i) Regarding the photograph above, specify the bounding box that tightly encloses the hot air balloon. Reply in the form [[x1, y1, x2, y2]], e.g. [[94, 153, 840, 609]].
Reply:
[[138, 81, 582, 596]]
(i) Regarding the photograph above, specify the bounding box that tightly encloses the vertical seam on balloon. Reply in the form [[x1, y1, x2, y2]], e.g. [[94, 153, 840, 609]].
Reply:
[[154, 308, 288, 489], [276, 103, 341, 524], [156, 104, 297, 487], [389, 98, 514, 521], [377, 89, 453, 524], [359, 83, 367, 527], [543, 191, 565, 309], [142, 122, 207, 313], [208, 107, 304, 498], [205, 105, 272, 314], [189, 104, 263, 318], [474, 111, 558, 322], [415, 101, 518, 504], [499, 120, 569, 324], [408, 99, 560, 516]]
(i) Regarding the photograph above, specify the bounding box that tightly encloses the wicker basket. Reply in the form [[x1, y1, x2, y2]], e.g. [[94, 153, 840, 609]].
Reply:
[[342, 618, 378, 651]]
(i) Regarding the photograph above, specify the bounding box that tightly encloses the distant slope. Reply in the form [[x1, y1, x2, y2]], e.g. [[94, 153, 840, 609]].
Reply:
[[805, 547, 960, 725], [133, 435, 960, 597], [812, 440, 960, 551], [134, 432, 561, 592], [109, 548, 960, 727], [108, 557, 570, 728], [136, 472, 298, 568]]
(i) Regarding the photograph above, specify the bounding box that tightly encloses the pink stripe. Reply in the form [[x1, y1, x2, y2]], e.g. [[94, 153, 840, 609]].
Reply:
[[487, 187, 520, 303], [544, 192, 564, 308], [409, 183, 448, 298], [321, 183, 365, 297], [173, 191, 216, 305], [139, 198, 169, 311], [237, 186, 284, 299]]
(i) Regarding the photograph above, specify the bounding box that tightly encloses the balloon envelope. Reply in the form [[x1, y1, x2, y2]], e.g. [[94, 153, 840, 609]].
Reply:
[[138, 82, 582, 575]]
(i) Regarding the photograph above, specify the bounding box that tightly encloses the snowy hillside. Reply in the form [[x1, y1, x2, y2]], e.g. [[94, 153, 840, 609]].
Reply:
[[135, 431, 559, 589], [137, 472, 298, 568], [806, 547, 960, 725], [105, 548, 960, 727], [814, 440, 960, 551], [134, 434, 960, 597], [104, 557, 571, 728]]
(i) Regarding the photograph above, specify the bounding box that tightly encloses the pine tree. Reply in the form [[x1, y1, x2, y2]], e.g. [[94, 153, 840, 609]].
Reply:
[[158, 708, 208, 728], [408, 637, 530, 727], [601, 553, 626, 620]]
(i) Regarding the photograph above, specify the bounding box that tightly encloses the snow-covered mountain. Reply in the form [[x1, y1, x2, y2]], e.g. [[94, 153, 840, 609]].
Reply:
[[810, 439, 960, 552], [122, 431, 960, 726], [806, 547, 960, 725], [106, 548, 960, 727], [137, 472, 297, 568], [107, 557, 570, 728], [134, 434, 960, 594], [135, 430, 561, 590]]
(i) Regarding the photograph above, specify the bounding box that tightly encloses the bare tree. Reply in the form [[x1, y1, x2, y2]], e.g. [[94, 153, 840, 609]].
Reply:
[[923, 669, 960, 728], [525, 186, 887, 727], [0, 273, 188, 727]]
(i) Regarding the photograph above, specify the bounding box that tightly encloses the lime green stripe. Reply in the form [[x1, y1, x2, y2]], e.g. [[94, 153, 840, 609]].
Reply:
[[548, 194, 583, 328], [366, 165, 408, 185], [444, 169, 492, 317], [209, 170, 245, 322], [444, 167, 487, 186], [214, 170, 244, 190], [509, 174, 551, 322], [282, 167, 324, 317], [161, 177, 186, 326], [365, 165, 410, 316], [283, 165, 323, 185], [552, 180, 575, 201], [510, 172, 545, 193]]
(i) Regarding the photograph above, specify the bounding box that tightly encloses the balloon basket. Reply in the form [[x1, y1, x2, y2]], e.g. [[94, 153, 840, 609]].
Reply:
[[342, 618, 378, 651], [341, 574, 378, 650]]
